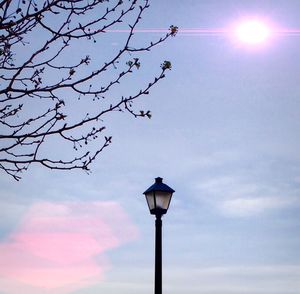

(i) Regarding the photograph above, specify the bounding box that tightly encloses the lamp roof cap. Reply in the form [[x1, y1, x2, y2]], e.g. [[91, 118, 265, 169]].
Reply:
[[143, 177, 175, 194]]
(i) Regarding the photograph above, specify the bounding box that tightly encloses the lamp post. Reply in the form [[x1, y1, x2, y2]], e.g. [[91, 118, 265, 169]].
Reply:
[[143, 177, 175, 294]]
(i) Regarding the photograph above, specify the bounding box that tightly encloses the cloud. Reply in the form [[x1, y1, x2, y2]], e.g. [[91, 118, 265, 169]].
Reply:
[[163, 265, 300, 294], [71, 265, 300, 294], [0, 201, 138, 294], [220, 196, 298, 217], [194, 174, 300, 217]]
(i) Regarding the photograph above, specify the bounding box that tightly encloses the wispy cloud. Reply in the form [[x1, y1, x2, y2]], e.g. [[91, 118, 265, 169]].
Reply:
[[220, 196, 298, 217], [73, 265, 300, 294], [0, 201, 138, 293], [163, 265, 300, 294], [194, 173, 300, 217]]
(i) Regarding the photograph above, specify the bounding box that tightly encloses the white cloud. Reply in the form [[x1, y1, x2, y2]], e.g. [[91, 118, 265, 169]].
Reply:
[[163, 265, 300, 294], [196, 175, 260, 198], [194, 174, 300, 217], [75, 265, 300, 294], [219, 196, 299, 217]]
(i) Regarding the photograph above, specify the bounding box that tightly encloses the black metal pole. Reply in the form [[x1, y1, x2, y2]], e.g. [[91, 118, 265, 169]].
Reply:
[[155, 214, 162, 294]]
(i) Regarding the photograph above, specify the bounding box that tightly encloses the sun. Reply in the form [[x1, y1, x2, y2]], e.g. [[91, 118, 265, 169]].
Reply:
[[234, 20, 271, 44]]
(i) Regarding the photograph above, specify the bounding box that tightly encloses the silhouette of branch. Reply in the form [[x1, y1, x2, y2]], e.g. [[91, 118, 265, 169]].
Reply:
[[0, 0, 178, 180]]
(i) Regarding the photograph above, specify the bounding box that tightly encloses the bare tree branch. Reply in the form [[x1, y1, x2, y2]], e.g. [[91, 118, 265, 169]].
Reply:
[[0, 0, 178, 180]]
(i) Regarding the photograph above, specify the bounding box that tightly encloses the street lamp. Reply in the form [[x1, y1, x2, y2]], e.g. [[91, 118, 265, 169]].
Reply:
[[143, 177, 175, 294]]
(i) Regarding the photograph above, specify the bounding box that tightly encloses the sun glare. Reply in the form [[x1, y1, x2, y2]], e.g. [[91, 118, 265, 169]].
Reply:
[[235, 20, 271, 44]]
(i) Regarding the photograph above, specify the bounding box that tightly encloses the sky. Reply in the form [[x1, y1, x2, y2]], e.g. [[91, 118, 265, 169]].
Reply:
[[1, 0, 300, 293]]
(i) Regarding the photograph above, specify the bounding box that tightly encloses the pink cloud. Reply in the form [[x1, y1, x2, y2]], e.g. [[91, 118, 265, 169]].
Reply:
[[0, 201, 138, 293]]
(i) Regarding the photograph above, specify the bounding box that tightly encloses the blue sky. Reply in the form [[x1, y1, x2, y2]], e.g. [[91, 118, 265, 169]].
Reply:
[[1, 0, 300, 293]]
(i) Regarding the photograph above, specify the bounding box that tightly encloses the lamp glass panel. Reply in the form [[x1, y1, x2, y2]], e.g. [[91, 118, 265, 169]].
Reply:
[[155, 191, 172, 210], [145, 193, 155, 210]]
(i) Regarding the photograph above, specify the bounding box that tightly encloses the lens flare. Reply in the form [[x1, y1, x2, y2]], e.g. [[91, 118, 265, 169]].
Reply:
[[235, 20, 271, 44]]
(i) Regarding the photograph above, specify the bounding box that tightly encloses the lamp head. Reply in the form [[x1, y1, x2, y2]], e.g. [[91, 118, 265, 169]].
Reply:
[[143, 177, 175, 216]]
